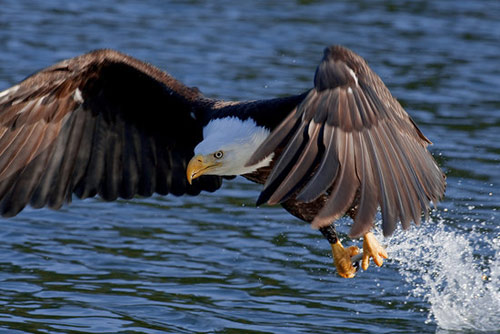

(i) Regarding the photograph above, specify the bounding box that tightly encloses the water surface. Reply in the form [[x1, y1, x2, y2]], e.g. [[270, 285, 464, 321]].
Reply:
[[0, 1, 499, 333]]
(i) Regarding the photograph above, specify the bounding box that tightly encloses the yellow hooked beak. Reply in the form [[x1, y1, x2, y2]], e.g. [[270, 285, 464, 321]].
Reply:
[[186, 154, 219, 184]]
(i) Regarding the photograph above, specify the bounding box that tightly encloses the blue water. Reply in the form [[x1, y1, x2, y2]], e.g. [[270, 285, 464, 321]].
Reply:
[[0, 1, 499, 333]]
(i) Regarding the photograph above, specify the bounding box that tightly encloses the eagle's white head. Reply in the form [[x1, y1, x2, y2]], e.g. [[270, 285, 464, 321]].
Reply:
[[187, 117, 273, 183]]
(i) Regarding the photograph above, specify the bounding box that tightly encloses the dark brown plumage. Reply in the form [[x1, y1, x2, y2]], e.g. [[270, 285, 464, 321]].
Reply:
[[0, 49, 224, 216], [248, 45, 445, 237], [0, 46, 445, 241]]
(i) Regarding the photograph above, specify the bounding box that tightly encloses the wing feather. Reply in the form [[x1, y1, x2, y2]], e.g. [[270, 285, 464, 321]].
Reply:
[[119, 121, 140, 199], [246, 107, 300, 167], [256, 121, 307, 205], [296, 124, 339, 202], [0, 49, 222, 216], [267, 121, 322, 204], [311, 130, 359, 228], [250, 45, 445, 237], [348, 131, 378, 236]]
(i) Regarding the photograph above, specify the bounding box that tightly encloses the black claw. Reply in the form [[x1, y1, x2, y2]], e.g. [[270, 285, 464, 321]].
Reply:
[[353, 261, 360, 272]]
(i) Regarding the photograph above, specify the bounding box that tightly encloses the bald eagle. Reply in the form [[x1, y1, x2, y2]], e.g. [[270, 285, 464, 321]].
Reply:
[[0, 45, 445, 278]]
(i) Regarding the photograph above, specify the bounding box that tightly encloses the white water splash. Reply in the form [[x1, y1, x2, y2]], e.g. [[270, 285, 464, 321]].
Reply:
[[382, 219, 500, 332]]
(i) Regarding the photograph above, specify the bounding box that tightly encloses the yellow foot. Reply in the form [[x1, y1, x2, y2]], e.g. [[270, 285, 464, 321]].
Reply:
[[361, 232, 388, 270], [331, 240, 359, 278]]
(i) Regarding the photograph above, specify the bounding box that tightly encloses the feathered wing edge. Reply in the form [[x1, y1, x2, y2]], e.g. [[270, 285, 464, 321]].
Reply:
[[0, 49, 222, 217], [248, 46, 445, 237]]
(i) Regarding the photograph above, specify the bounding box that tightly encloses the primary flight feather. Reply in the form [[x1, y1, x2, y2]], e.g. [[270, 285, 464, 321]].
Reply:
[[0, 45, 445, 278]]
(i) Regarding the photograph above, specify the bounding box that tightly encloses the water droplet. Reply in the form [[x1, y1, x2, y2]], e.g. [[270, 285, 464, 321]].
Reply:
[[382, 220, 500, 331]]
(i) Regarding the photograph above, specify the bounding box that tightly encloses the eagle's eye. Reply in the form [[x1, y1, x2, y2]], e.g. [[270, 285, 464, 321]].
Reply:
[[214, 151, 224, 159]]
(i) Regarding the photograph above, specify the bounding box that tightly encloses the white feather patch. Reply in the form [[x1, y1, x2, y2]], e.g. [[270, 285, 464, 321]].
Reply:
[[347, 67, 359, 86], [73, 88, 84, 103], [0, 84, 20, 100], [16, 99, 38, 115]]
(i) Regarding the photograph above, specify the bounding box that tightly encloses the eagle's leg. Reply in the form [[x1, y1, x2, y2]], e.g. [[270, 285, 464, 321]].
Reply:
[[361, 232, 388, 270], [319, 225, 359, 278]]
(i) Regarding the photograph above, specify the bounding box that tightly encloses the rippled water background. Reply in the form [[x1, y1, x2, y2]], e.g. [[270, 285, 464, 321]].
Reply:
[[0, 1, 499, 333]]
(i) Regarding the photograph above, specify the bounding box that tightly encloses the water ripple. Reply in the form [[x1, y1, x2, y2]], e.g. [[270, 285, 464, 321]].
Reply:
[[0, 0, 499, 333]]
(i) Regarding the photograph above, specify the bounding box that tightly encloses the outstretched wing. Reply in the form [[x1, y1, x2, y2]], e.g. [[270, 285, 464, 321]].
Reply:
[[0, 49, 221, 217], [248, 45, 445, 237]]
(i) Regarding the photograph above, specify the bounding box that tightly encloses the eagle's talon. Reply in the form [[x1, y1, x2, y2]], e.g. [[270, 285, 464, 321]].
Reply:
[[331, 241, 359, 278], [361, 232, 388, 271]]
